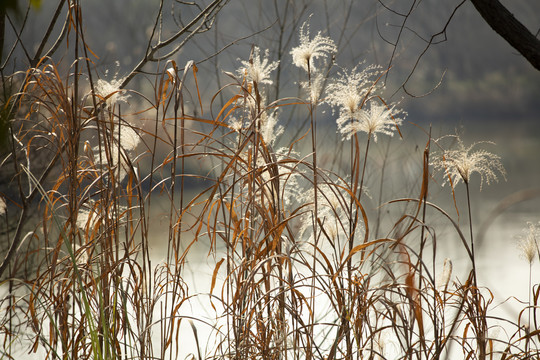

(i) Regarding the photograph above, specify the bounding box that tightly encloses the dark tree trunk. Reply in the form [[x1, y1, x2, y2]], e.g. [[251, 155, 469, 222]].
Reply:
[[470, 0, 540, 71]]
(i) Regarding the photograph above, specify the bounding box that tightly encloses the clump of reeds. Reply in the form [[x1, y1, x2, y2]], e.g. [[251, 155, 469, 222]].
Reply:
[[0, 4, 538, 360]]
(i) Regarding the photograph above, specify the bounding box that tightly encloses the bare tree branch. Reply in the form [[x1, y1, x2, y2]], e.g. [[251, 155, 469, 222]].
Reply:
[[120, 0, 228, 88], [470, 0, 540, 71]]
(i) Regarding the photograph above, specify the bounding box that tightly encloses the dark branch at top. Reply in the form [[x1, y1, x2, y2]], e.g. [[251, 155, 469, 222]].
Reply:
[[470, 0, 540, 71]]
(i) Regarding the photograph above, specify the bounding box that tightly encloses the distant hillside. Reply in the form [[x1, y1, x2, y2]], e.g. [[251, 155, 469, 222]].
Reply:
[[4, 0, 539, 122]]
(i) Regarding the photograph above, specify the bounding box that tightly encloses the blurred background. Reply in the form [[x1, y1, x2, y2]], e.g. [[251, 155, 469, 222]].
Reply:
[[2, 0, 539, 320]]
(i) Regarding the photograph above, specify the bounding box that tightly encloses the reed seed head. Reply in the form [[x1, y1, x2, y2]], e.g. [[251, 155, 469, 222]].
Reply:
[[332, 99, 403, 141], [432, 136, 506, 190], [228, 116, 243, 132], [259, 110, 283, 145], [302, 72, 325, 104], [95, 78, 130, 108], [92, 124, 140, 181], [325, 65, 380, 121], [237, 46, 279, 85], [517, 221, 540, 264], [0, 196, 6, 216], [325, 65, 403, 141], [115, 125, 140, 153], [437, 258, 453, 289], [290, 17, 336, 72]]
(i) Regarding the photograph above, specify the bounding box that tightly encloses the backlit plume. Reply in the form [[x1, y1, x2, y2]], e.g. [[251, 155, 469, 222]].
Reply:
[[325, 65, 381, 122], [237, 46, 279, 85], [290, 18, 336, 72], [431, 136, 506, 190], [517, 221, 540, 264], [95, 78, 130, 108], [335, 100, 403, 141]]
